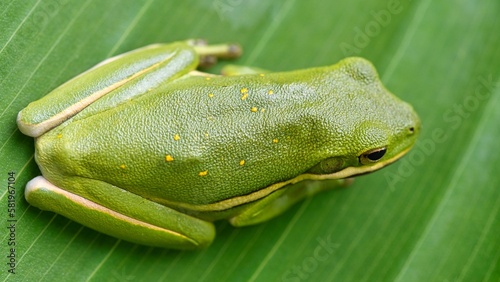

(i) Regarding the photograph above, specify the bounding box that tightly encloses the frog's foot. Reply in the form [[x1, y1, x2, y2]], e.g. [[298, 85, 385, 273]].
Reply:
[[229, 179, 353, 227], [188, 39, 242, 68], [25, 176, 215, 250]]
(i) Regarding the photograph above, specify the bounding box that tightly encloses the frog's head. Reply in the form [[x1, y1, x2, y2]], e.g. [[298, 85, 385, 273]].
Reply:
[[307, 57, 421, 179]]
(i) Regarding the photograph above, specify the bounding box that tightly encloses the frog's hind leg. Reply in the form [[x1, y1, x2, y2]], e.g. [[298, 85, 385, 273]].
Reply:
[[229, 179, 353, 227], [25, 176, 215, 250], [188, 39, 242, 68], [17, 42, 201, 138], [187, 39, 267, 76]]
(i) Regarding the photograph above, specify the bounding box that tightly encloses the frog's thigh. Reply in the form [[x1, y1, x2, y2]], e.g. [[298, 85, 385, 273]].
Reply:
[[229, 179, 352, 227], [25, 176, 215, 250]]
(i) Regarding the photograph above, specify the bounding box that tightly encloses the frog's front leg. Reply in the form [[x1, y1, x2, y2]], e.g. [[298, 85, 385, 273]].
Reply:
[[25, 176, 215, 250], [229, 179, 353, 227]]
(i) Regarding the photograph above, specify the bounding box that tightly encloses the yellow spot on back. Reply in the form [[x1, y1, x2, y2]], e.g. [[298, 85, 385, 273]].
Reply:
[[273, 138, 279, 143], [174, 134, 180, 141], [165, 155, 174, 162], [208, 93, 214, 98], [260, 108, 265, 112], [119, 164, 126, 169], [205, 132, 209, 137], [251, 107, 258, 112], [199, 170, 208, 176], [259, 73, 265, 77], [205, 77, 211, 80], [240, 88, 249, 100], [239, 160, 245, 166], [57, 133, 63, 138], [268, 90, 274, 95]]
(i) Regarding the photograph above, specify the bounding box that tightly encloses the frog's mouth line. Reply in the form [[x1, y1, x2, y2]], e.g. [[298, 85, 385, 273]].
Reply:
[[318, 145, 413, 179], [163, 144, 414, 213]]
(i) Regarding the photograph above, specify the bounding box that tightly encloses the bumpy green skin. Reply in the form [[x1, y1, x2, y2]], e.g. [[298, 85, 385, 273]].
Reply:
[[18, 41, 420, 249]]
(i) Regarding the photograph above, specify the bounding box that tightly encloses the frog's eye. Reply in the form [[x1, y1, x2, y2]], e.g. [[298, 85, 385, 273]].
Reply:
[[359, 147, 386, 165]]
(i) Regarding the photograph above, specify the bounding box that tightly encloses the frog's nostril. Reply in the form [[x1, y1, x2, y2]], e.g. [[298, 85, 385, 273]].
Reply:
[[408, 119, 422, 135]]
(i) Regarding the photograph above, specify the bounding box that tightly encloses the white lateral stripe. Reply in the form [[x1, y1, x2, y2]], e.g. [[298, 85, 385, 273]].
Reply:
[[155, 145, 413, 212]]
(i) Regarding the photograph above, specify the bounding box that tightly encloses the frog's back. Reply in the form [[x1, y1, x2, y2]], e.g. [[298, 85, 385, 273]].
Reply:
[[37, 58, 395, 206]]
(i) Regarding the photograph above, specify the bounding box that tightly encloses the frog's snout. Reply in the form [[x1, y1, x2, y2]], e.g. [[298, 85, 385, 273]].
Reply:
[[407, 121, 418, 137], [409, 108, 421, 137]]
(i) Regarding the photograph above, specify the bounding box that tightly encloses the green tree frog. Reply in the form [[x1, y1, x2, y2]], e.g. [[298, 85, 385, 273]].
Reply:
[[17, 40, 420, 250]]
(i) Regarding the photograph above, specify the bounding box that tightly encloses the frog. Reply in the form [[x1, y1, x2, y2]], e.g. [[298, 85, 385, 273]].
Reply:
[[17, 40, 420, 250]]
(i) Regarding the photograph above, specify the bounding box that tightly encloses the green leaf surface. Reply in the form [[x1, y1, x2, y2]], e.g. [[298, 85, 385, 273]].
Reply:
[[1, 0, 499, 281]]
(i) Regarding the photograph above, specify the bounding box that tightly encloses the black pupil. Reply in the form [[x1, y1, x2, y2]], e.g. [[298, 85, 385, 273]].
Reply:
[[367, 149, 386, 161]]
